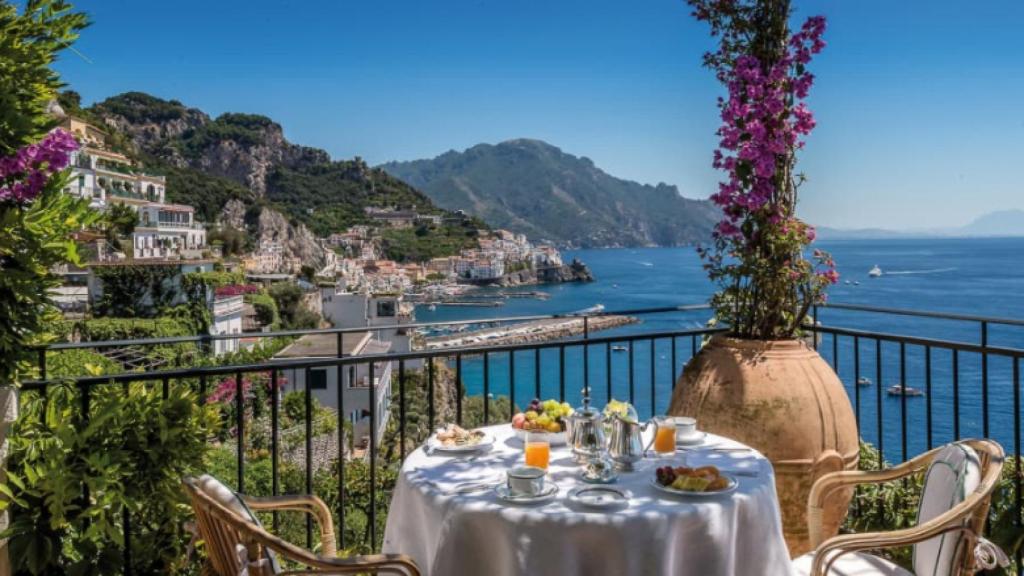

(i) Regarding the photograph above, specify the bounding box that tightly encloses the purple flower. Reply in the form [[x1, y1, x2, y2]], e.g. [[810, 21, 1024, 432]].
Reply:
[[0, 129, 80, 205]]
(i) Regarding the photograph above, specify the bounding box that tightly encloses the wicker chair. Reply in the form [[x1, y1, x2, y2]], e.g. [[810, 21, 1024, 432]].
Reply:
[[793, 439, 1009, 576], [184, 476, 420, 576]]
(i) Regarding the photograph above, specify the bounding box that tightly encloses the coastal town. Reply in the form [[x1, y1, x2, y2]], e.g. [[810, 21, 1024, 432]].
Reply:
[[50, 113, 617, 457]]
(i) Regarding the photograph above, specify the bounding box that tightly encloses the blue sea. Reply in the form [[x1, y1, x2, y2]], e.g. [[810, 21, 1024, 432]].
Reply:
[[416, 237, 1024, 462]]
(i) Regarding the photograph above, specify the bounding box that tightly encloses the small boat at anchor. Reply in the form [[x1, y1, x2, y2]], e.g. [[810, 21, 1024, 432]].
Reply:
[[611, 345, 629, 353], [857, 377, 872, 387], [887, 384, 925, 397]]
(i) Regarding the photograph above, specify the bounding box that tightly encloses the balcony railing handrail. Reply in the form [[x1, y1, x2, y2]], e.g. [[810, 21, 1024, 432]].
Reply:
[[39, 304, 713, 351], [37, 301, 1024, 353], [25, 326, 726, 389], [819, 302, 1024, 328]]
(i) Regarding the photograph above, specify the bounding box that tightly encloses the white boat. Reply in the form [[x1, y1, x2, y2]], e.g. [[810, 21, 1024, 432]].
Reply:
[[575, 304, 605, 315], [868, 265, 882, 278], [887, 384, 924, 397], [612, 345, 629, 353], [857, 377, 872, 387]]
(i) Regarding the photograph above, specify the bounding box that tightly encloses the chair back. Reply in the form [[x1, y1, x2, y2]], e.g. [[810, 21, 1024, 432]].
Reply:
[[184, 476, 273, 576], [914, 439, 1004, 576]]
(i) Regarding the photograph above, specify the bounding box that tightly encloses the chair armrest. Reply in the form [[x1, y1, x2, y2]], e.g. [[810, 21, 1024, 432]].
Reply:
[[275, 553, 421, 576], [241, 494, 337, 556], [807, 455, 932, 547], [808, 496, 985, 576]]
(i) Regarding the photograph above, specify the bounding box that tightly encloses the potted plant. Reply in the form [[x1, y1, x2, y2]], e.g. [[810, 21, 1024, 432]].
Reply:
[[666, 0, 857, 556]]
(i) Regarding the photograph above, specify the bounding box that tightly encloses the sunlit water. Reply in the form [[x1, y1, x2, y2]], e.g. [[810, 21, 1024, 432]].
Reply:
[[414, 237, 1024, 462]]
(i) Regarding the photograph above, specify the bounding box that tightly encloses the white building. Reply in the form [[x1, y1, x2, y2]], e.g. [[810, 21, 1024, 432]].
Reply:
[[211, 294, 243, 356], [320, 290, 414, 354], [61, 116, 206, 261], [274, 332, 393, 449]]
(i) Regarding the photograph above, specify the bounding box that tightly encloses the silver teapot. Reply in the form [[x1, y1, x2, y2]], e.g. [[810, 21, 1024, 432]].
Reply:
[[567, 391, 605, 464], [606, 412, 647, 471]]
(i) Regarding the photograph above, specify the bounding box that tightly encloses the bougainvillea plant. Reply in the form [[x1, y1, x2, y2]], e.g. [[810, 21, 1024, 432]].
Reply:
[[690, 0, 837, 339]]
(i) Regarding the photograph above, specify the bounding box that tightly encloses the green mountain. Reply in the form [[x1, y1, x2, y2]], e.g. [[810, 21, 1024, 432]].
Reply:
[[380, 139, 717, 247], [86, 92, 456, 235]]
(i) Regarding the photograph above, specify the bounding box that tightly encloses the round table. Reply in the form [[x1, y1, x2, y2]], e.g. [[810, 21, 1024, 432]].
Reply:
[[382, 424, 792, 576]]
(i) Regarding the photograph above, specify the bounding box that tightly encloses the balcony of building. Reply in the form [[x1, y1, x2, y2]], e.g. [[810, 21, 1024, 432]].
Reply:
[[24, 303, 1024, 575]]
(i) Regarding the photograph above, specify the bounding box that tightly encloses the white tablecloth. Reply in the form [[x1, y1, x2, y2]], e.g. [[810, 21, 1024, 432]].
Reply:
[[382, 424, 792, 576]]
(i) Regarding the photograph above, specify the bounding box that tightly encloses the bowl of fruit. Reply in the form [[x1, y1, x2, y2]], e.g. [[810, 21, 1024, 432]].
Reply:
[[511, 398, 573, 446]]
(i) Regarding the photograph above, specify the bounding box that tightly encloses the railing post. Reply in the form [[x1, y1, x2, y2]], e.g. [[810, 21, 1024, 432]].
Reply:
[[368, 361, 377, 549], [235, 371, 244, 493], [650, 338, 656, 417], [304, 366, 313, 549], [270, 369, 280, 532], [812, 305, 819, 351], [583, 324, 590, 396], [509, 352, 516, 419], [37, 348, 46, 381], [981, 321, 989, 438], [456, 354, 463, 425], [482, 353, 490, 425], [428, 358, 436, 429], [399, 360, 406, 461]]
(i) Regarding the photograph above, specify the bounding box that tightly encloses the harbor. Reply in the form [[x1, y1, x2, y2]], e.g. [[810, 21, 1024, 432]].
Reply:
[[422, 314, 639, 350]]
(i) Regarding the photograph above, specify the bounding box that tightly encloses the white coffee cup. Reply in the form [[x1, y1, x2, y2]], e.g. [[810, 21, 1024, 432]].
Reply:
[[507, 466, 545, 496], [673, 416, 698, 440]]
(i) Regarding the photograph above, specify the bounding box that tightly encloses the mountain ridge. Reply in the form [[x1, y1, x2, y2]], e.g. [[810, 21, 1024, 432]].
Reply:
[[380, 139, 718, 248], [817, 209, 1024, 240]]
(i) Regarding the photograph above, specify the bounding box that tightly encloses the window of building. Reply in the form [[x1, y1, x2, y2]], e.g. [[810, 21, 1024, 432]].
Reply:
[[376, 300, 396, 317], [309, 369, 328, 390]]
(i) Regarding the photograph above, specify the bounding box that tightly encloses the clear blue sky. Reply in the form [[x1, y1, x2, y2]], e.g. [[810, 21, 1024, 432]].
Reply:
[[53, 0, 1023, 229]]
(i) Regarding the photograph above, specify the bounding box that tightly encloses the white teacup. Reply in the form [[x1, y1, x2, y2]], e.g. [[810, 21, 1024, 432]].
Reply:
[[672, 417, 698, 440], [507, 466, 545, 496]]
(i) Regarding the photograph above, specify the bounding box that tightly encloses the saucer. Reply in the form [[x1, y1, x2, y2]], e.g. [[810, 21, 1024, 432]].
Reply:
[[568, 486, 631, 509], [675, 431, 707, 446], [494, 483, 559, 505]]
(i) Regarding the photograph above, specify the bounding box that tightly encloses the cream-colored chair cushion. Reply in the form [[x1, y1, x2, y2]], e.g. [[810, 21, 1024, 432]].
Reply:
[[914, 443, 981, 576], [197, 474, 256, 523], [197, 475, 281, 574], [792, 551, 912, 575]]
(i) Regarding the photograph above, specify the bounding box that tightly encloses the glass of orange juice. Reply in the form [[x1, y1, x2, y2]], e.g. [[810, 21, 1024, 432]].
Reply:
[[652, 416, 677, 456], [523, 430, 551, 469]]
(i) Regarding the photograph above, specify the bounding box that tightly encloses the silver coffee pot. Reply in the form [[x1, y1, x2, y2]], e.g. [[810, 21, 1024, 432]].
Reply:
[[606, 412, 647, 471], [567, 389, 605, 464]]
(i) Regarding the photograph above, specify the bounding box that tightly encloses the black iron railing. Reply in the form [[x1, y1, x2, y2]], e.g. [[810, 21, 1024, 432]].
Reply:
[[24, 303, 1024, 574]]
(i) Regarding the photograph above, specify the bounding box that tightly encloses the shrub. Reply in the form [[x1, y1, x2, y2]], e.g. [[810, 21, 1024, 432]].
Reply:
[[1, 381, 219, 574]]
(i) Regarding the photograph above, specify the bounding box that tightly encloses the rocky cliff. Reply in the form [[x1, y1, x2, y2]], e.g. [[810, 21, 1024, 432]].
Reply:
[[90, 93, 331, 268], [463, 259, 594, 287], [86, 92, 458, 270]]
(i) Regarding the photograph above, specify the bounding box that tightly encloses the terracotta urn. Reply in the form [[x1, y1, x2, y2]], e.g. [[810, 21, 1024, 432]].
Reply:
[[667, 336, 858, 557]]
